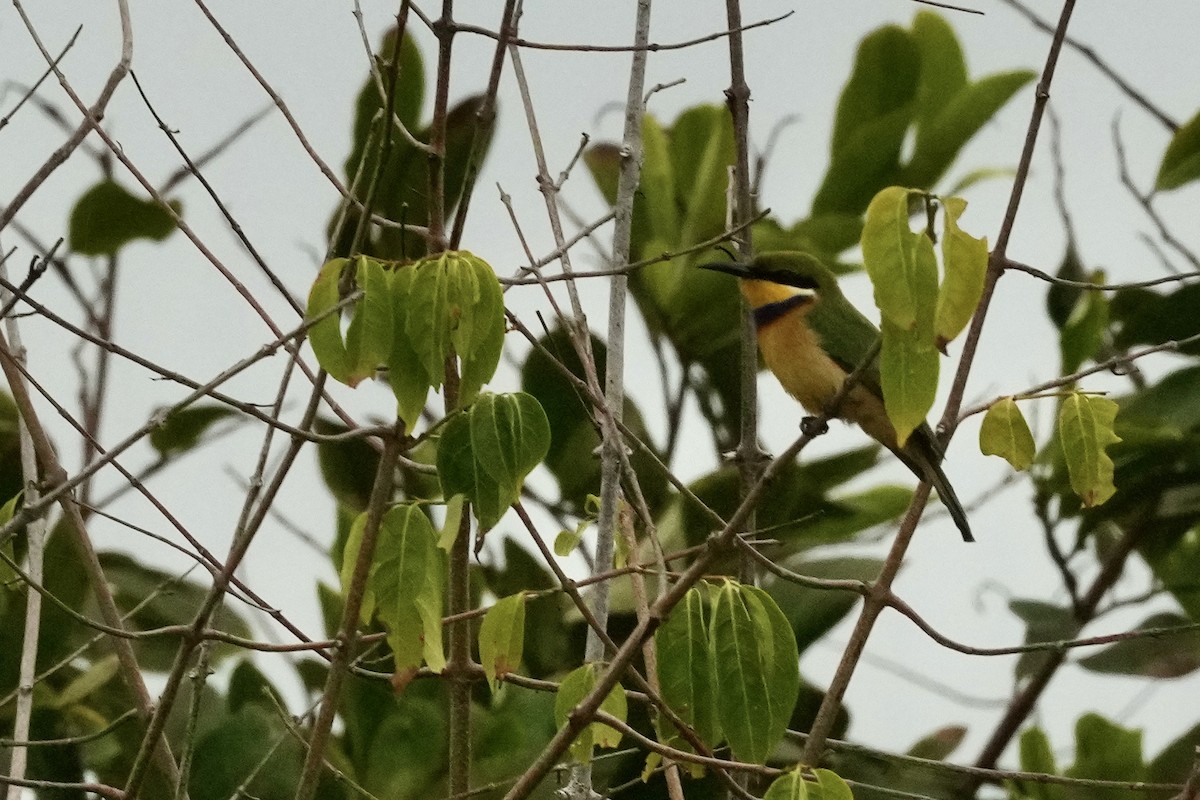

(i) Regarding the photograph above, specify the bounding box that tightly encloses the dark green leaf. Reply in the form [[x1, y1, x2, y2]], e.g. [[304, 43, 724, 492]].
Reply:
[[69, 180, 178, 256], [1010, 599, 1077, 681], [99, 552, 252, 671], [1046, 243, 1087, 329], [767, 557, 882, 653], [711, 582, 799, 764], [1078, 612, 1200, 678], [149, 404, 239, 456], [314, 418, 381, 512], [655, 587, 720, 751]]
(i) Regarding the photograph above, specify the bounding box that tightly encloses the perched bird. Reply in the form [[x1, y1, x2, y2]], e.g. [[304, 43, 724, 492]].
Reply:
[[701, 251, 974, 542]]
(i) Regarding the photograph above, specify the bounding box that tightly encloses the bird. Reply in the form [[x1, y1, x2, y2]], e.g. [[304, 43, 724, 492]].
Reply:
[[701, 251, 974, 542]]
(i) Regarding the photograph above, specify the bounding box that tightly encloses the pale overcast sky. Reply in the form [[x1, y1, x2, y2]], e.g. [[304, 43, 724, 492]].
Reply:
[[4, 0, 1200, 767]]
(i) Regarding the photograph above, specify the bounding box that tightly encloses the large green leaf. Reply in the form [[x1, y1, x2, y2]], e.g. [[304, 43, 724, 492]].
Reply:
[[479, 592, 526, 693], [69, 179, 178, 256], [436, 392, 550, 531], [365, 504, 445, 675], [655, 587, 720, 754], [98, 552, 252, 672], [710, 581, 799, 764]]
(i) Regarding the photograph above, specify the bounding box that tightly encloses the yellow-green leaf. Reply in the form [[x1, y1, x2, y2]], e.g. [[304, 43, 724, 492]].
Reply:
[[343, 256, 394, 384], [862, 186, 919, 329], [369, 504, 445, 673], [1058, 393, 1121, 507], [553, 664, 627, 763], [307, 258, 353, 384], [478, 593, 526, 693], [339, 511, 375, 624], [438, 493, 465, 553], [809, 769, 854, 800], [763, 769, 809, 800], [387, 264, 432, 428], [935, 196, 988, 346], [980, 396, 1035, 470], [880, 316, 939, 447], [47, 654, 119, 710]]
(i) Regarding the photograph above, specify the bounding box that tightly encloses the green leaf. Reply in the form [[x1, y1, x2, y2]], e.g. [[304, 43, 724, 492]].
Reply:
[[862, 186, 921, 330], [69, 179, 178, 256], [639, 114, 681, 247], [935, 196, 987, 347], [912, 11, 967, 128], [1046, 243, 1087, 329], [370, 504, 445, 674], [768, 557, 884, 652], [672, 105, 735, 249], [437, 392, 550, 532], [387, 264, 432, 428], [553, 664, 626, 763], [711, 581, 800, 764], [553, 522, 586, 557], [391, 251, 505, 416], [1156, 108, 1200, 191], [340, 511, 373, 623], [99, 552, 253, 670], [1058, 393, 1121, 506], [47, 653, 119, 710], [904, 70, 1035, 187], [306, 258, 353, 384], [655, 587, 720, 754], [1015, 726, 1066, 800], [478, 593, 526, 693], [1059, 275, 1108, 375], [979, 397, 1036, 470], [815, 25, 919, 215], [314, 418, 381, 512], [1112, 280, 1200, 358], [908, 725, 966, 761], [1010, 599, 1077, 681], [809, 769, 854, 800], [1064, 714, 1146, 800], [1149, 721, 1200, 788], [1078, 612, 1200, 678], [149, 404, 239, 456], [342, 256, 394, 384], [763, 769, 809, 800], [880, 314, 939, 448]]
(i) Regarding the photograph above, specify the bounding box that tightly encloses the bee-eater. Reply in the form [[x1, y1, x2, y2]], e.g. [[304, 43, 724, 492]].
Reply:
[[702, 251, 974, 542]]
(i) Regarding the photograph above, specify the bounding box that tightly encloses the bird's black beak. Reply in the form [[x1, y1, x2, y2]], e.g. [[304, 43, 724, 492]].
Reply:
[[698, 260, 752, 279]]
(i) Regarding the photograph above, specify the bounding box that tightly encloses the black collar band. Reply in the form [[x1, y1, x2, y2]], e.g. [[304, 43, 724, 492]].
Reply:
[[753, 294, 810, 327]]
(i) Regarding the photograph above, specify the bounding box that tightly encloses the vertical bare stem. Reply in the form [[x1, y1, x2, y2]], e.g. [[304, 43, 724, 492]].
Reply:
[[2, 261, 48, 800], [293, 428, 403, 800], [722, 0, 765, 587]]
